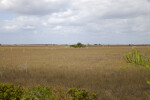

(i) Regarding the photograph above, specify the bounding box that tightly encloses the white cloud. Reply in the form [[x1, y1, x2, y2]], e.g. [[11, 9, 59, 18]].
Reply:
[[0, 0, 70, 15], [3, 25, 17, 30], [23, 25, 35, 30], [53, 26, 62, 30], [0, 0, 150, 44]]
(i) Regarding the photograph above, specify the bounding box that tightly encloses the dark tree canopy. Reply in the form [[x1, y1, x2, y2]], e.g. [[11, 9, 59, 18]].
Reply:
[[70, 42, 86, 48]]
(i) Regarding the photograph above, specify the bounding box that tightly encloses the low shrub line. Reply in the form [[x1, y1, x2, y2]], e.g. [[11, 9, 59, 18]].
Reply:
[[0, 83, 98, 100]]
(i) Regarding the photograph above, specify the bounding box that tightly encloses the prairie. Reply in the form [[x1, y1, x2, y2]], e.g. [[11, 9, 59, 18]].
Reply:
[[0, 45, 150, 100]]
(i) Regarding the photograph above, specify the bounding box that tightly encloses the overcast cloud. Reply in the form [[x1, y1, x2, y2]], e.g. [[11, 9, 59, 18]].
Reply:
[[0, 0, 150, 44]]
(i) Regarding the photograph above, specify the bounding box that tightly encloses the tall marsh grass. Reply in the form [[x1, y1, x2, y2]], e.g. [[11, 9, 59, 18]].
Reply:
[[0, 45, 150, 100]]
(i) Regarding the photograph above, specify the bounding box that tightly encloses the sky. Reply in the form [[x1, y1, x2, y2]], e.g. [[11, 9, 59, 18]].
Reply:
[[0, 0, 150, 44]]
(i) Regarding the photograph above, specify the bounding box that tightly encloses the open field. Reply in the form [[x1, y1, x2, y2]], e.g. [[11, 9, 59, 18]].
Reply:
[[0, 45, 150, 100]]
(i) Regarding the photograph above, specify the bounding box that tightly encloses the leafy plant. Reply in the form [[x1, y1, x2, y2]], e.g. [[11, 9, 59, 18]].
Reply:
[[0, 83, 24, 100], [125, 50, 150, 99], [23, 86, 54, 100], [125, 49, 150, 69], [67, 88, 97, 100]]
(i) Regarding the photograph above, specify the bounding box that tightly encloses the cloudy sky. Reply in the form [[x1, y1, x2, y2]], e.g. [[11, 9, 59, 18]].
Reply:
[[0, 0, 150, 44]]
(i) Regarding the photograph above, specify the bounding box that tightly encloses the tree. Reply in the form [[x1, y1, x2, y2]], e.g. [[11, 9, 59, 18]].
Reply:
[[70, 42, 86, 48]]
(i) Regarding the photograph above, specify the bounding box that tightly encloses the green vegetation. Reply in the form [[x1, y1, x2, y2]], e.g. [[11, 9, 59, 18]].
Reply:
[[23, 86, 54, 100], [125, 50, 150, 99], [120, 66, 128, 70], [70, 42, 86, 48], [67, 88, 97, 100], [125, 49, 150, 69], [0, 84, 97, 100], [0, 84, 54, 100], [0, 84, 24, 100]]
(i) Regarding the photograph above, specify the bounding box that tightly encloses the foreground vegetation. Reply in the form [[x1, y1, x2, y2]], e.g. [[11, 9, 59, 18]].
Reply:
[[125, 49, 150, 69], [125, 49, 150, 99], [0, 83, 97, 100], [0, 45, 150, 99]]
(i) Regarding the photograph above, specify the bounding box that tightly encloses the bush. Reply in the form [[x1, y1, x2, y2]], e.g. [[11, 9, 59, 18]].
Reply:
[[0, 84, 97, 100], [125, 50, 150, 69], [70, 42, 86, 48], [67, 88, 98, 100], [23, 86, 54, 100], [125, 50, 150, 99], [0, 83, 24, 100]]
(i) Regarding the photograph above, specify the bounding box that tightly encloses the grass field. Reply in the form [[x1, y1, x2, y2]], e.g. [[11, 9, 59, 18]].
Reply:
[[0, 45, 150, 100]]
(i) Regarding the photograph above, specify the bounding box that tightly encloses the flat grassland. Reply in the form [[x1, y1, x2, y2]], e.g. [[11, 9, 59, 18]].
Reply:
[[0, 45, 150, 100]]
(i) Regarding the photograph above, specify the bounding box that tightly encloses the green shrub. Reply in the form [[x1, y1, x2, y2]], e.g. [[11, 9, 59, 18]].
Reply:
[[0, 84, 98, 100], [70, 42, 86, 48], [0, 83, 24, 100], [125, 50, 150, 69], [23, 86, 54, 100], [125, 50, 150, 99], [67, 88, 97, 100]]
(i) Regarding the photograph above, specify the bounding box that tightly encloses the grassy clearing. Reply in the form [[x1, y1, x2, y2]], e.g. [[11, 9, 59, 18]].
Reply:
[[0, 45, 150, 100]]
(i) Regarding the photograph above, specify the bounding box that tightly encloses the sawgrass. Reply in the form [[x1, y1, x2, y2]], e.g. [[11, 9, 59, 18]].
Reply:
[[0, 45, 150, 100]]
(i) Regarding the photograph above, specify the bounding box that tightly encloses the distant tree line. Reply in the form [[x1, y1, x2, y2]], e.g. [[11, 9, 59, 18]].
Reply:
[[70, 42, 86, 48]]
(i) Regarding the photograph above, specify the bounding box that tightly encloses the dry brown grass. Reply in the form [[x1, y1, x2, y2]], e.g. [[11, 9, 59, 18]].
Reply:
[[0, 45, 150, 100]]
